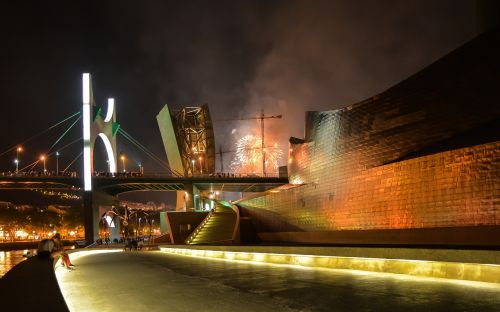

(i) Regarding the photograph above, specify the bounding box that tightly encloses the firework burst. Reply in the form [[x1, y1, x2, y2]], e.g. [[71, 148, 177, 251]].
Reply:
[[230, 134, 283, 175]]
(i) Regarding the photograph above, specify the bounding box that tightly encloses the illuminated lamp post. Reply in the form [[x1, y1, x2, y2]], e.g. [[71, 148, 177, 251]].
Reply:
[[40, 155, 46, 174], [16, 146, 22, 174], [191, 159, 195, 176], [198, 156, 203, 175], [121, 155, 126, 172], [56, 151, 60, 176]]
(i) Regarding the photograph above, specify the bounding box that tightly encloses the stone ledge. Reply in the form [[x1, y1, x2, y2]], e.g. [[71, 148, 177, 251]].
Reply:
[[159, 245, 500, 284]]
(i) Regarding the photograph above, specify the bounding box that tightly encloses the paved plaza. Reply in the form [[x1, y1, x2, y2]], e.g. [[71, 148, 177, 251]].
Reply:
[[56, 251, 500, 312]]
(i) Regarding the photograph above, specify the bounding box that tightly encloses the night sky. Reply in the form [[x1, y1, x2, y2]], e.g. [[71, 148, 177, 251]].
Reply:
[[0, 0, 477, 176]]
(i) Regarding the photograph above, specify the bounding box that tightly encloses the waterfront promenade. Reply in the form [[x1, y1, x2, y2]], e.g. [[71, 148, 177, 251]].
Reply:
[[52, 249, 500, 312], [2, 246, 500, 311]]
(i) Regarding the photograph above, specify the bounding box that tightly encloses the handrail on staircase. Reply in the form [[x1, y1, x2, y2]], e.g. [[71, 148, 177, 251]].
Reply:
[[184, 211, 213, 244], [185, 200, 240, 245]]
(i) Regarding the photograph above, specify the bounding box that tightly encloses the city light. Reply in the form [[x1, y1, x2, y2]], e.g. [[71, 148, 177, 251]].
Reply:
[[98, 133, 117, 173], [120, 154, 126, 172], [83, 73, 92, 191], [40, 155, 46, 172], [56, 151, 60, 175], [104, 98, 115, 122], [16, 146, 22, 174]]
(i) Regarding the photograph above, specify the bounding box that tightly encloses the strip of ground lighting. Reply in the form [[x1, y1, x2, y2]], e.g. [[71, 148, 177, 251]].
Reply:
[[159, 246, 500, 287]]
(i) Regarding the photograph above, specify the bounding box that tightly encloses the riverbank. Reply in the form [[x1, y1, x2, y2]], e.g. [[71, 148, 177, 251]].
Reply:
[[0, 240, 78, 251], [0, 241, 38, 251]]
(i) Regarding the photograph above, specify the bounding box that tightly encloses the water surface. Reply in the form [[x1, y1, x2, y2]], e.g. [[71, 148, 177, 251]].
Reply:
[[0, 249, 35, 278]]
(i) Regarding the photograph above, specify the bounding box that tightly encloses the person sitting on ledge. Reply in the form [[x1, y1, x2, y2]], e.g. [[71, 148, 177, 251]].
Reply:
[[52, 233, 75, 271], [36, 238, 55, 259], [37, 234, 75, 271]]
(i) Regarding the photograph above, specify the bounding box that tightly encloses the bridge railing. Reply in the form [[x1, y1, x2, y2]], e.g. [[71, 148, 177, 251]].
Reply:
[[1, 171, 284, 179], [0, 171, 78, 177], [105, 172, 283, 178]]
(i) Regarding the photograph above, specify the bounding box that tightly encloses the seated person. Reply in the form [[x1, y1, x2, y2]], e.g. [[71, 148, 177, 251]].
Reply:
[[37, 239, 55, 259], [52, 233, 75, 270]]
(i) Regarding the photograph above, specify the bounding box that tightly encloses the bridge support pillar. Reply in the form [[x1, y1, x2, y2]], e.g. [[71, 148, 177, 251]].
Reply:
[[181, 183, 201, 211], [83, 191, 98, 244], [176, 190, 186, 211], [84, 190, 120, 244]]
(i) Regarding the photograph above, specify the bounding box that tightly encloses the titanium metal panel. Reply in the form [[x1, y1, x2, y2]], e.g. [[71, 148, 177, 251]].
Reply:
[[156, 105, 184, 175]]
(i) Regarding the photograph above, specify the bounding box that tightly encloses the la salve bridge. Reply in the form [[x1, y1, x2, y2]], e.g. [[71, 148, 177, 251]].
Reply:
[[0, 73, 287, 244]]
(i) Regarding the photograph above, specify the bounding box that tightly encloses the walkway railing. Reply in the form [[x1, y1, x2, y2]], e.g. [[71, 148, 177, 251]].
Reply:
[[1, 171, 284, 179]]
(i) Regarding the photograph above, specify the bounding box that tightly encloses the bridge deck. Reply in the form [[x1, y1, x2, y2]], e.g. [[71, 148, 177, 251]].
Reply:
[[0, 175, 289, 194]]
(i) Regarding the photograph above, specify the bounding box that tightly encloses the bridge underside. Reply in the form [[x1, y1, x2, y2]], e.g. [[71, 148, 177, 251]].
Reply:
[[98, 182, 285, 196], [0, 176, 288, 243], [99, 183, 185, 196]]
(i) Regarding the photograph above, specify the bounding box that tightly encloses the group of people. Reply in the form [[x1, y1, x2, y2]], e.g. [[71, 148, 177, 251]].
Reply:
[[37, 233, 75, 271], [93, 171, 144, 177], [124, 238, 145, 251], [1, 171, 78, 177]]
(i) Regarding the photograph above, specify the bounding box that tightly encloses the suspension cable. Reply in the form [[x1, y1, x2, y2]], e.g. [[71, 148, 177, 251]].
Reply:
[[47, 137, 82, 157], [47, 115, 82, 153], [63, 151, 83, 173], [18, 159, 41, 172], [18, 138, 82, 173], [118, 128, 181, 176], [119, 130, 168, 170], [118, 129, 179, 175], [0, 111, 81, 158]]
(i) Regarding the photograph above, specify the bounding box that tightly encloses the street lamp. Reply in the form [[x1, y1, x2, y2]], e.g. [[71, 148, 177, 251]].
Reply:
[[56, 151, 60, 176], [16, 147, 22, 174], [138, 163, 143, 175], [121, 155, 126, 172], [40, 155, 46, 174], [191, 159, 195, 176], [138, 217, 141, 238], [198, 156, 203, 175]]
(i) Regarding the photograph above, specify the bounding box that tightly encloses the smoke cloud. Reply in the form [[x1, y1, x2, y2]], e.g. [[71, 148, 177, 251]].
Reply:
[[0, 0, 476, 173]]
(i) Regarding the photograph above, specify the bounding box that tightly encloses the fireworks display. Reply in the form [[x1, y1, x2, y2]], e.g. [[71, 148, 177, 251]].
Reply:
[[230, 134, 283, 175]]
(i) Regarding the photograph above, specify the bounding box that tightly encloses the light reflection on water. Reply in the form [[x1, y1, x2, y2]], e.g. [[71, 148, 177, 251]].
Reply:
[[0, 249, 35, 278]]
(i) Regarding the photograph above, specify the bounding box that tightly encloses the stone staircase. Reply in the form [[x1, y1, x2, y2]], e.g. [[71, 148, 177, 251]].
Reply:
[[185, 201, 239, 245]]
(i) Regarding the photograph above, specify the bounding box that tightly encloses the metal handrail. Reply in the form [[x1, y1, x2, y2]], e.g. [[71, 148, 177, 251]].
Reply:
[[1, 171, 284, 179], [184, 200, 240, 245], [184, 212, 213, 244]]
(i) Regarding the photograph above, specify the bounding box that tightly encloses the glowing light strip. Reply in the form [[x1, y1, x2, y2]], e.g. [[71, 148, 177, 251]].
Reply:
[[82, 73, 92, 191], [98, 133, 117, 173], [104, 98, 114, 122], [82, 74, 90, 105], [159, 247, 500, 285], [54, 249, 122, 268], [83, 105, 90, 141]]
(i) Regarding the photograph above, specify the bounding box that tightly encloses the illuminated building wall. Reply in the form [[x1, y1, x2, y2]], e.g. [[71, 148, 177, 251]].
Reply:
[[237, 28, 500, 245]]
